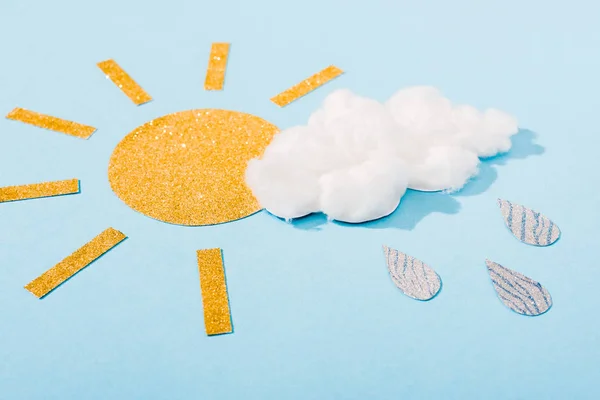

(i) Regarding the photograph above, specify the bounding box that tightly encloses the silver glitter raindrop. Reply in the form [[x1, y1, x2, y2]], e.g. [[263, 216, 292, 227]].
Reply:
[[486, 259, 552, 316], [382, 246, 441, 301], [497, 199, 560, 246]]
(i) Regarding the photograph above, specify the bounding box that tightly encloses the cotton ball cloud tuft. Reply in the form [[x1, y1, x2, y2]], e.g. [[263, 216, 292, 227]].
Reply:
[[246, 86, 518, 223]]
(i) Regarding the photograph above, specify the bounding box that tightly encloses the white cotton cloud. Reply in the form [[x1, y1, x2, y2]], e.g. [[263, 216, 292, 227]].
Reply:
[[245, 86, 518, 223]]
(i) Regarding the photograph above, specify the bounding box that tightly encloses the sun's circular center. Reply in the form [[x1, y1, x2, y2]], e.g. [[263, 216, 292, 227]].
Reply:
[[108, 109, 278, 226]]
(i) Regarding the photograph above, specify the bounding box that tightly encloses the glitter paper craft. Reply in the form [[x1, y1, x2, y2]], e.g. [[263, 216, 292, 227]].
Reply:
[[497, 199, 560, 246], [197, 248, 233, 336], [6, 108, 96, 139], [270, 65, 343, 107], [108, 109, 279, 225], [97, 59, 152, 105], [382, 246, 441, 301], [0, 179, 79, 203], [24, 228, 126, 298], [486, 259, 552, 316], [204, 43, 230, 90]]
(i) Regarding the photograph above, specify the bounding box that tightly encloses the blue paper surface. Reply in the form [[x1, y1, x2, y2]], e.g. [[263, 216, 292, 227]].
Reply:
[[1, 0, 599, 398]]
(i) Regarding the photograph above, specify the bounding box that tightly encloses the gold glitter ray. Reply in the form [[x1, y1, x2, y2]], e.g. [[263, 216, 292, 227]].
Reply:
[[197, 248, 233, 335], [24, 228, 127, 298], [270, 65, 343, 107], [204, 43, 230, 90], [108, 109, 279, 226], [0, 179, 79, 203], [6, 108, 96, 139], [97, 59, 152, 105]]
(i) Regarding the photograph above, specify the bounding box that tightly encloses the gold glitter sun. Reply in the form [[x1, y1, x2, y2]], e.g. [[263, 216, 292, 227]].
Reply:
[[4, 43, 342, 329]]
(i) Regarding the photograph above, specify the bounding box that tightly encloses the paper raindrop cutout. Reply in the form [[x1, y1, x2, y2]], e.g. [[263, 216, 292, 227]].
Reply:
[[497, 199, 560, 246], [486, 259, 552, 316], [382, 246, 441, 301]]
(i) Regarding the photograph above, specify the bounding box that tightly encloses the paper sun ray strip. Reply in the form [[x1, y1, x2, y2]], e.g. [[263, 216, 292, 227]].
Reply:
[[383, 246, 441, 301], [0, 179, 79, 203], [24, 228, 127, 298], [270, 65, 343, 107], [6, 108, 96, 139], [197, 248, 233, 335], [204, 43, 230, 90], [97, 59, 152, 105], [486, 260, 552, 316], [497, 199, 560, 246]]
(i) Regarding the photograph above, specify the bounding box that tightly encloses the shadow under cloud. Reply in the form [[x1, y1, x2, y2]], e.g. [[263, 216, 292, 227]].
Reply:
[[291, 190, 461, 232], [290, 128, 544, 232], [290, 212, 329, 231], [342, 190, 461, 231], [453, 129, 544, 197]]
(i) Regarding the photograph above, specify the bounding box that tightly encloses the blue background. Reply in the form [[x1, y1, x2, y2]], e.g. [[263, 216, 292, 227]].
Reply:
[[1, 0, 599, 398]]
